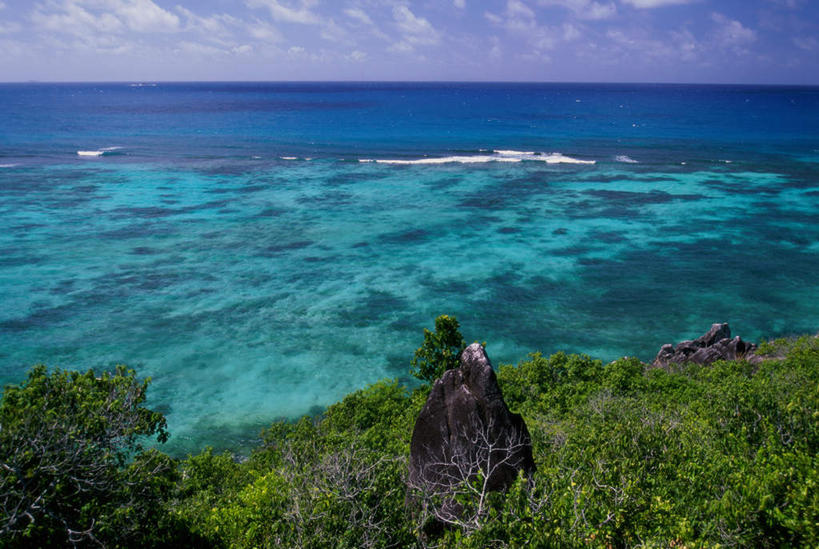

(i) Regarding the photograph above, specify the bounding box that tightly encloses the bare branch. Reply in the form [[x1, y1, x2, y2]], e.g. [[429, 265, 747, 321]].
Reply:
[[408, 412, 533, 535]]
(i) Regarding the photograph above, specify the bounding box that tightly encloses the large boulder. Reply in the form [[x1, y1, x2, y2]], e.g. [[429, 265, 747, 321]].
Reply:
[[653, 323, 758, 368], [409, 343, 535, 496]]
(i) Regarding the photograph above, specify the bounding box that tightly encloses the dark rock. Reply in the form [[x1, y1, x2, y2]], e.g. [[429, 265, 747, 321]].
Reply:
[[653, 323, 758, 368], [409, 343, 535, 496]]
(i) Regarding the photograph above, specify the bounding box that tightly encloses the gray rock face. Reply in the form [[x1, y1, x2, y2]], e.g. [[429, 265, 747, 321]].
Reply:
[[409, 343, 535, 495], [653, 323, 758, 368]]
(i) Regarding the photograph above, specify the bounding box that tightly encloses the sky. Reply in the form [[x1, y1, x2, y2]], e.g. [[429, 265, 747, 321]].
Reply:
[[0, 0, 817, 84]]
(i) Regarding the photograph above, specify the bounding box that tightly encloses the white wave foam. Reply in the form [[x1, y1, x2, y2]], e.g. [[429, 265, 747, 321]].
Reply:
[[0, 163, 18, 168], [615, 155, 638, 164], [360, 150, 595, 166], [280, 156, 299, 160], [369, 154, 519, 165], [541, 153, 595, 165], [494, 149, 536, 156], [77, 146, 122, 157]]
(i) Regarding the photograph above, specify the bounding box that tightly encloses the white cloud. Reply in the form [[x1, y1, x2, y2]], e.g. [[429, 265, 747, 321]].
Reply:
[[176, 6, 240, 37], [793, 36, 818, 51], [603, 27, 678, 63], [31, 0, 179, 35], [344, 7, 373, 26], [621, 0, 696, 7], [285, 44, 326, 61], [671, 27, 700, 61], [320, 18, 351, 44], [454, 0, 466, 8], [507, 0, 535, 20], [393, 5, 436, 39], [114, 0, 179, 32], [174, 39, 255, 58], [343, 6, 391, 42], [387, 40, 413, 53], [711, 12, 756, 47], [585, 2, 616, 19], [485, 1, 535, 32], [246, 0, 320, 25], [392, 5, 439, 48], [486, 0, 582, 57], [606, 29, 634, 46], [0, 1, 6, 10], [562, 23, 581, 41], [247, 18, 283, 42], [484, 11, 502, 24], [32, 1, 122, 35], [539, 0, 616, 20], [346, 49, 366, 61]]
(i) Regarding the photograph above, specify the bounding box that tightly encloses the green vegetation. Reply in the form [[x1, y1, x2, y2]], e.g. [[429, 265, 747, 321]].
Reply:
[[410, 314, 465, 383], [2, 324, 818, 547], [0, 365, 198, 548]]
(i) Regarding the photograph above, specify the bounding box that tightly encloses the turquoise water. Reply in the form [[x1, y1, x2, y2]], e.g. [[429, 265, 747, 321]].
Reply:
[[1, 83, 818, 453]]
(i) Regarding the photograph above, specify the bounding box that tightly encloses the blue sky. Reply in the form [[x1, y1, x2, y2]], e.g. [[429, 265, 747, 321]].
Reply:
[[0, 0, 817, 83]]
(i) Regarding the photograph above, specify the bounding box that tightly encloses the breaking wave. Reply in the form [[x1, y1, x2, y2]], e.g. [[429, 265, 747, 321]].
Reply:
[[77, 147, 123, 157], [359, 150, 595, 165]]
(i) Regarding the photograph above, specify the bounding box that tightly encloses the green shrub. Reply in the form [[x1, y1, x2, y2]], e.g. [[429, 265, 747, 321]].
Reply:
[[5, 328, 817, 548], [0, 365, 185, 548], [410, 314, 465, 382]]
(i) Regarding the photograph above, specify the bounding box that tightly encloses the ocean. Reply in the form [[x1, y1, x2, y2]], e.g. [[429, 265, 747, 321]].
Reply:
[[1, 82, 818, 453]]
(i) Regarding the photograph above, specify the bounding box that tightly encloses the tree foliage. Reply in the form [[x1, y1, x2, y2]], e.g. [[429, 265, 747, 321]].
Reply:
[[410, 314, 466, 383], [0, 365, 182, 548], [175, 381, 423, 548]]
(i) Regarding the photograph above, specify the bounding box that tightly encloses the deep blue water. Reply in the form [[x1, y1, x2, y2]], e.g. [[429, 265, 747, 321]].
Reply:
[[1, 82, 818, 453]]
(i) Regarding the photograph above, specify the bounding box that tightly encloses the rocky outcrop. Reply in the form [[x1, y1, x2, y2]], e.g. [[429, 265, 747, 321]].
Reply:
[[653, 323, 758, 368], [409, 343, 535, 495]]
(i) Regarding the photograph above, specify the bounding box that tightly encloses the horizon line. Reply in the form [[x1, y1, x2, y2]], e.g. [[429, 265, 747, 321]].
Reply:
[[2, 79, 818, 87]]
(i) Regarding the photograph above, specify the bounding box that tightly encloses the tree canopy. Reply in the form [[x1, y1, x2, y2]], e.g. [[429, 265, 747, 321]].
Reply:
[[410, 314, 466, 383], [0, 365, 183, 547]]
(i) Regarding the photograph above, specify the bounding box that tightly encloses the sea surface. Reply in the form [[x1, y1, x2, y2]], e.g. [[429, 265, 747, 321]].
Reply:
[[1, 82, 818, 453]]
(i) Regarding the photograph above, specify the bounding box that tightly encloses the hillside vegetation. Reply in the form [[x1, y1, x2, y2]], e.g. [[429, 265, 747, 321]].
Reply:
[[1, 325, 817, 548]]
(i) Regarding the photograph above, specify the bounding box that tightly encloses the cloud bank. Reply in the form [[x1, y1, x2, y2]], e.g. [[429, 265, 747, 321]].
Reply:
[[0, 0, 816, 83]]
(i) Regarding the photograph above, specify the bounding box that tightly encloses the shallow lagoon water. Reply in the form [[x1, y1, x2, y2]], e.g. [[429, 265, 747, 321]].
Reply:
[[1, 83, 818, 453]]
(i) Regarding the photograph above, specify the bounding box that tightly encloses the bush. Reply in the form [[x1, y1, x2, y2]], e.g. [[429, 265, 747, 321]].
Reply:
[[0, 365, 181, 547], [410, 314, 465, 383], [5, 328, 817, 547]]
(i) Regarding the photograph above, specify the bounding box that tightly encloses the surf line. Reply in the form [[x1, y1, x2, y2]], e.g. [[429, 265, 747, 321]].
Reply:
[[359, 150, 596, 165], [77, 147, 123, 157]]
